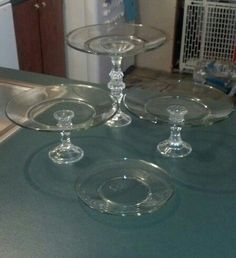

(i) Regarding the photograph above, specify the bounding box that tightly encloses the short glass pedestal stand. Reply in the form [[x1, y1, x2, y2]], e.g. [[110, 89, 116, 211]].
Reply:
[[6, 84, 117, 165], [124, 80, 234, 157], [67, 22, 166, 128]]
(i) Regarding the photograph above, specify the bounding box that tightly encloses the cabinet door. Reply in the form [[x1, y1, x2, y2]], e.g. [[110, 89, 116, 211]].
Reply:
[[13, 0, 43, 73], [39, 0, 66, 76]]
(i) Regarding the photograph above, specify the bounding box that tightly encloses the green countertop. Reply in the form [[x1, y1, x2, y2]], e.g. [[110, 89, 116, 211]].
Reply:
[[0, 67, 72, 85], [0, 68, 236, 258]]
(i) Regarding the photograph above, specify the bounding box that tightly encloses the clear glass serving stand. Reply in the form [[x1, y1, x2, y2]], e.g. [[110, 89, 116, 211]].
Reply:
[[67, 22, 166, 128], [6, 84, 117, 164], [124, 79, 234, 157]]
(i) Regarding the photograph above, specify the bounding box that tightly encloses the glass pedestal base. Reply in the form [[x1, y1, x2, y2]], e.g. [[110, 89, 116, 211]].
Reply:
[[49, 143, 84, 164], [157, 140, 192, 158], [106, 110, 132, 128]]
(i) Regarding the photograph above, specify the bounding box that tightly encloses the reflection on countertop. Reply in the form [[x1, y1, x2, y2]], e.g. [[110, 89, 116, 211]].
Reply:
[[0, 79, 34, 142]]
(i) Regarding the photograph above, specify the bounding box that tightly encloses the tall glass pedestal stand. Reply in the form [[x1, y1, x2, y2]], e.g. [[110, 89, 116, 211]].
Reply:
[[66, 23, 167, 128]]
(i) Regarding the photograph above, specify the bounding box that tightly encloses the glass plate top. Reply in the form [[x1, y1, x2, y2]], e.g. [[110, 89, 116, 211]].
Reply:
[[6, 84, 117, 131], [75, 158, 174, 216], [124, 80, 234, 126], [67, 23, 166, 57], [145, 95, 209, 123]]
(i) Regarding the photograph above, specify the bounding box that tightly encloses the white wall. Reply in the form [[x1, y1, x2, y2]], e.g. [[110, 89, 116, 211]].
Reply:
[[136, 0, 177, 72]]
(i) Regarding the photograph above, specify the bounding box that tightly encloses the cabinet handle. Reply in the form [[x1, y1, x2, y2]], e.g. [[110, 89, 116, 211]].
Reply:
[[41, 2, 47, 7], [34, 3, 40, 9]]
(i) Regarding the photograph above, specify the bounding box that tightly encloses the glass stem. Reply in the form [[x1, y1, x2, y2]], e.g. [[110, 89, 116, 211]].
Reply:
[[168, 124, 183, 147], [60, 131, 72, 147], [108, 56, 125, 109]]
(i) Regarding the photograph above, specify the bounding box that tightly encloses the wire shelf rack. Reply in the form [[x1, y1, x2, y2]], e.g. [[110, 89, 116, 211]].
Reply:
[[179, 0, 236, 71]]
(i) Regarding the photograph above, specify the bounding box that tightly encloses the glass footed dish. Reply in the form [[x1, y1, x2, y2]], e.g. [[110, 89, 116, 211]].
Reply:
[[67, 23, 166, 128], [75, 158, 174, 216], [6, 84, 117, 164], [124, 79, 234, 126]]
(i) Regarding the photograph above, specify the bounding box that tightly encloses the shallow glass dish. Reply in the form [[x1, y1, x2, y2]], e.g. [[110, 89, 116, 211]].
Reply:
[[124, 80, 234, 126], [6, 84, 117, 131], [145, 95, 209, 124], [75, 158, 174, 216], [66, 23, 166, 57]]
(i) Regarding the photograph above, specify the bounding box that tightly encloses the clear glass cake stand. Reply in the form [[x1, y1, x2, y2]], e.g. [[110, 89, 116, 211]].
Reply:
[[124, 79, 234, 158], [6, 84, 117, 164], [67, 22, 166, 128]]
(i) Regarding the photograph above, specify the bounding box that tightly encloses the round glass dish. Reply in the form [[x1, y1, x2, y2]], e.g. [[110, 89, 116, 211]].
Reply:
[[6, 84, 117, 131], [75, 158, 174, 216], [66, 23, 166, 57], [145, 95, 209, 124], [124, 80, 234, 126]]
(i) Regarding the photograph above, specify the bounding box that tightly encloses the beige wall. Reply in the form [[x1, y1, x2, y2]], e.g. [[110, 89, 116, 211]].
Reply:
[[136, 0, 177, 72]]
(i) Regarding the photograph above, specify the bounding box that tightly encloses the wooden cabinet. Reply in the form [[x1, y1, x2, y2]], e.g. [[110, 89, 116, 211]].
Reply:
[[13, 0, 66, 77]]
